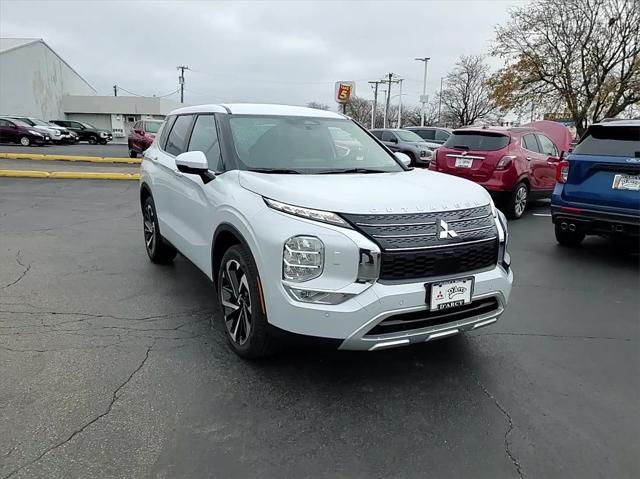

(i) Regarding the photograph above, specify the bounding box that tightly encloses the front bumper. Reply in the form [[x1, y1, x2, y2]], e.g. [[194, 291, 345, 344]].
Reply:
[[252, 206, 512, 350]]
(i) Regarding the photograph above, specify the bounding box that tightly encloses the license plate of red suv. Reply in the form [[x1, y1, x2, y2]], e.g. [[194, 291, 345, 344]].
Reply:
[[455, 158, 473, 168], [612, 174, 640, 191], [427, 277, 474, 311]]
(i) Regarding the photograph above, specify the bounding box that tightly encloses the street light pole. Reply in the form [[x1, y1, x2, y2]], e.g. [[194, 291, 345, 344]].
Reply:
[[437, 76, 443, 125], [415, 57, 430, 126]]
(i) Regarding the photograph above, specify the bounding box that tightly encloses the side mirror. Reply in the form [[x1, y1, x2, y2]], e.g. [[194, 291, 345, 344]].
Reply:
[[395, 152, 412, 167], [175, 151, 215, 183], [559, 150, 565, 160]]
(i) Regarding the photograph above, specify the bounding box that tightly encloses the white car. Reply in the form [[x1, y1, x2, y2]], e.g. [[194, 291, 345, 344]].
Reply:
[[140, 104, 513, 358]]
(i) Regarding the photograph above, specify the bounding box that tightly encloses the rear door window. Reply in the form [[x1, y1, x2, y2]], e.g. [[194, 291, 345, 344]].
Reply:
[[381, 130, 396, 142], [523, 134, 541, 153], [165, 115, 193, 156], [573, 125, 640, 157], [435, 129, 450, 142], [158, 116, 175, 150], [444, 131, 510, 151], [416, 129, 435, 140]]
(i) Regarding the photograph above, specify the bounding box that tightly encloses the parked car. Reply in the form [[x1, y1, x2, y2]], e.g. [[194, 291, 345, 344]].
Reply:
[[551, 120, 640, 246], [0, 117, 48, 146], [6, 116, 73, 144], [431, 124, 571, 218], [128, 119, 163, 158], [405, 126, 452, 146], [50, 120, 113, 144], [139, 104, 513, 358], [370, 128, 434, 166]]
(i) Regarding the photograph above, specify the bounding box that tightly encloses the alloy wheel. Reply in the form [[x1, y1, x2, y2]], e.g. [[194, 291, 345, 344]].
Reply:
[[220, 259, 252, 345], [514, 185, 528, 217], [20, 137, 30, 146], [143, 203, 156, 254]]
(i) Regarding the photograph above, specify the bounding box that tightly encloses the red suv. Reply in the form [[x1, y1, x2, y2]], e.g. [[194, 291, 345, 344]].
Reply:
[[430, 124, 571, 218], [128, 120, 163, 158]]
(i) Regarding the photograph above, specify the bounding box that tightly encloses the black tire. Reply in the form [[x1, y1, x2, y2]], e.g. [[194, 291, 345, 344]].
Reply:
[[99, 139, 108, 145], [555, 222, 585, 247], [19, 136, 31, 147], [129, 150, 138, 158], [88, 135, 98, 145], [406, 151, 417, 166], [217, 244, 275, 359], [503, 182, 529, 219], [142, 196, 177, 264]]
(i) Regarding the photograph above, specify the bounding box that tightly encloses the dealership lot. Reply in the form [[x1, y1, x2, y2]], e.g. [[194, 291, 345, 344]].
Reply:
[[0, 179, 638, 478], [0, 143, 129, 158]]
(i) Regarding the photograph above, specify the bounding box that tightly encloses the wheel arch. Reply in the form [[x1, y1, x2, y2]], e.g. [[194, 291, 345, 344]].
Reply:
[[211, 223, 253, 286], [140, 181, 152, 206]]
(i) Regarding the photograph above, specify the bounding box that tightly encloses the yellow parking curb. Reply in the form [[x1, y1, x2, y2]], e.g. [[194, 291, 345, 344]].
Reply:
[[0, 152, 141, 164], [0, 169, 140, 180]]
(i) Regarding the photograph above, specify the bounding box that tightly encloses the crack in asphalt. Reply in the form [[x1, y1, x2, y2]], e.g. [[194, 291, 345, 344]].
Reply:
[[477, 332, 632, 341], [2, 342, 155, 479], [1, 251, 31, 290], [470, 372, 525, 479]]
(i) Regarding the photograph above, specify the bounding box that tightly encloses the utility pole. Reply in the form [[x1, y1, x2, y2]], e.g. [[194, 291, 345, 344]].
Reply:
[[369, 80, 383, 129], [415, 57, 431, 126], [384, 73, 394, 128], [113, 85, 117, 97], [177, 65, 189, 103], [437, 76, 443, 125], [397, 79, 403, 128], [381, 89, 388, 129]]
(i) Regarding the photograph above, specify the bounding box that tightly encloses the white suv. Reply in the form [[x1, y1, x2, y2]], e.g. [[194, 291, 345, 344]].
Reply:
[[140, 104, 513, 358]]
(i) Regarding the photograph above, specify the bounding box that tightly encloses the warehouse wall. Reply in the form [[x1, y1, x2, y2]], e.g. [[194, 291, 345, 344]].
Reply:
[[65, 113, 112, 131], [0, 41, 96, 120]]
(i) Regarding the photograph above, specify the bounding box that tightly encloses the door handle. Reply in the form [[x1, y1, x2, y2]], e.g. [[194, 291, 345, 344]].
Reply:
[[525, 157, 533, 161]]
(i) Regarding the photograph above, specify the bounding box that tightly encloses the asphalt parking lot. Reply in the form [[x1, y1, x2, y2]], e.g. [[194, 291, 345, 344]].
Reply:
[[0, 143, 129, 158], [1, 178, 638, 479]]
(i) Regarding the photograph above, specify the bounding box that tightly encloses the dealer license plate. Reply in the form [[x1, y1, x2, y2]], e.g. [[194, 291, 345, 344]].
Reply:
[[455, 158, 474, 168], [612, 174, 640, 191], [428, 277, 474, 312]]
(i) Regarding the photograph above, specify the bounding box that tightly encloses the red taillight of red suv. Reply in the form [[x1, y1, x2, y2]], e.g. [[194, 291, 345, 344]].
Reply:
[[556, 160, 570, 183], [495, 155, 516, 170]]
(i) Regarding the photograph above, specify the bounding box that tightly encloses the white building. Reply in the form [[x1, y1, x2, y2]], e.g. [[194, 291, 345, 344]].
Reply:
[[0, 38, 96, 120], [0, 38, 182, 138]]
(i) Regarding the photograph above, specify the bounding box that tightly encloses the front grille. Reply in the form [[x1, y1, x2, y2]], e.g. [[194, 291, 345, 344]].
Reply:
[[342, 205, 499, 281], [366, 297, 500, 336], [380, 239, 498, 280]]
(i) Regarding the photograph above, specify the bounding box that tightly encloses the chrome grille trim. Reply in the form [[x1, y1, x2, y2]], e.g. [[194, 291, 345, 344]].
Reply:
[[385, 236, 497, 252], [372, 232, 437, 239]]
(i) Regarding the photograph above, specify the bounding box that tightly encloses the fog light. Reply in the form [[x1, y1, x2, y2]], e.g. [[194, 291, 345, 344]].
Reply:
[[283, 236, 324, 282], [285, 286, 353, 305]]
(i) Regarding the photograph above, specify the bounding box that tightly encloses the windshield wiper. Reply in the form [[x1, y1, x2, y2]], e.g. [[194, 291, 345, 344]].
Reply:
[[247, 168, 301, 174], [317, 168, 390, 174], [452, 145, 470, 150]]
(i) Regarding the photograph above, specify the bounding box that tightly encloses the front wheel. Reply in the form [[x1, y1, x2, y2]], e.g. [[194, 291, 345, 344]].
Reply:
[[217, 245, 275, 359], [142, 196, 177, 264], [99, 139, 107, 145], [129, 149, 138, 158], [20, 136, 31, 146], [504, 182, 529, 219], [555, 222, 585, 247], [88, 135, 97, 145]]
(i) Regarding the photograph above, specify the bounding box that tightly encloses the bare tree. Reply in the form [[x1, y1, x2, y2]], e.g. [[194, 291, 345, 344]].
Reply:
[[440, 55, 498, 127], [306, 101, 330, 111], [490, 0, 640, 135], [344, 95, 373, 125], [401, 102, 439, 127]]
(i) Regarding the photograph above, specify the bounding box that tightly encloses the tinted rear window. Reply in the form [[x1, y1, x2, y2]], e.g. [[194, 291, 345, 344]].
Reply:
[[573, 125, 640, 157], [444, 131, 510, 151]]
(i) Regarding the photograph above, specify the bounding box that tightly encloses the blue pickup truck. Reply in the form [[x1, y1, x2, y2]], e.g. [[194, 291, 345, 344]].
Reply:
[[551, 120, 640, 246]]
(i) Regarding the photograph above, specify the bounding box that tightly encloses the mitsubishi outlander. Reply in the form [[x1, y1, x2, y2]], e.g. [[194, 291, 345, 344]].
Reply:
[[139, 104, 513, 358]]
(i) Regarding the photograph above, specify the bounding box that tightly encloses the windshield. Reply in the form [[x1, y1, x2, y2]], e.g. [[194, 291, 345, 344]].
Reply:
[[444, 131, 510, 151], [228, 115, 404, 173], [81, 122, 97, 129], [31, 119, 50, 126], [395, 130, 424, 142], [573, 125, 640, 157], [12, 119, 30, 127], [145, 121, 162, 133]]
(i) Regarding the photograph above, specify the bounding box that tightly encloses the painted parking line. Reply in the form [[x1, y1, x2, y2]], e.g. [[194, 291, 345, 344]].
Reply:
[[0, 169, 140, 180], [0, 152, 141, 164]]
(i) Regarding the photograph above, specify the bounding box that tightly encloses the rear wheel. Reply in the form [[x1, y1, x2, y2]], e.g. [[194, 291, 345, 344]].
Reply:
[[555, 222, 585, 246], [504, 182, 528, 219], [142, 196, 177, 264], [20, 136, 31, 146], [129, 150, 138, 158], [217, 245, 275, 359]]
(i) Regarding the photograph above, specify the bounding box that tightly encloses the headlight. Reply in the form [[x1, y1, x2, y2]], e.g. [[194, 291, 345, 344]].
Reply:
[[265, 198, 350, 228], [51, 130, 60, 136], [100, 131, 108, 137], [496, 209, 511, 270], [283, 236, 324, 282], [28, 130, 43, 136]]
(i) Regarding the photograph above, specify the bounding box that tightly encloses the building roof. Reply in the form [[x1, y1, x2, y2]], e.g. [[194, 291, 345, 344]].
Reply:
[[62, 95, 182, 115], [169, 103, 346, 118], [0, 37, 96, 93]]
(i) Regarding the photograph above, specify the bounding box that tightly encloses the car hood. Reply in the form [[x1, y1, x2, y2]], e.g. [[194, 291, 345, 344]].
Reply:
[[238, 170, 492, 214]]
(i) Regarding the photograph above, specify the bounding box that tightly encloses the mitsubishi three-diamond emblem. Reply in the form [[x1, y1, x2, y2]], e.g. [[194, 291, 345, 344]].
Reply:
[[437, 219, 458, 239]]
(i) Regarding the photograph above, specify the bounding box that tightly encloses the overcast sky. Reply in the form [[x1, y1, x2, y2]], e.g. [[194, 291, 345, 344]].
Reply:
[[1, 0, 525, 109]]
